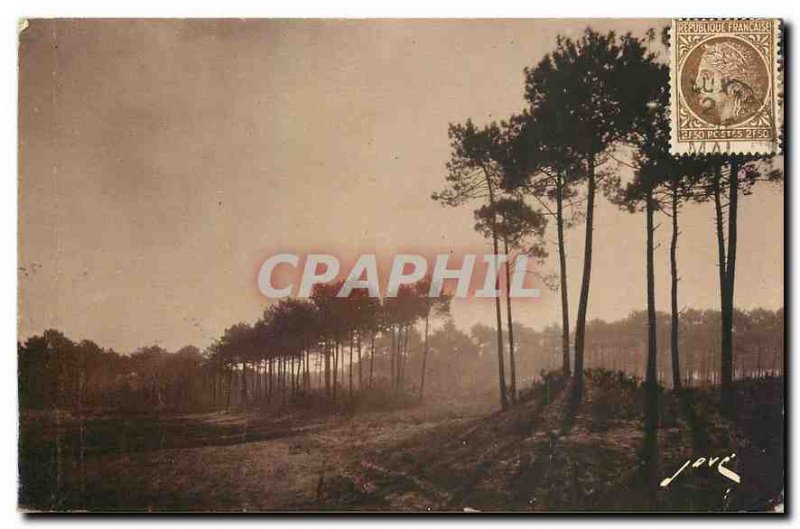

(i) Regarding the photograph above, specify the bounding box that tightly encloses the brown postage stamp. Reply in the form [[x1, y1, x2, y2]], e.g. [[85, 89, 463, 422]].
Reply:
[[669, 19, 782, 155]]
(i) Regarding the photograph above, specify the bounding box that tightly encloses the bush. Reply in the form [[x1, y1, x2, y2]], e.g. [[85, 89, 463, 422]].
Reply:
[[585, 369, 645, 430], [519, 370, 568, 406]]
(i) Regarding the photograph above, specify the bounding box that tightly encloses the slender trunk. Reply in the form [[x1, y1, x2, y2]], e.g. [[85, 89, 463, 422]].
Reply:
[[419, 313, 430, 400], [294, 353, 299, 396], [399, 325, 409, 389], [400, 325, 408, 389], [279, 356, 284, 402], [255, 360, 261, 399], [286, 356, 291, 401], [369, 332, 375, 389], [324, 340, 331, 397], [349, 332, 354, 399], [556, 172, 571, 376], [333, 342, 339, 400], [267, 358, 272, 400], [391, 326, 397, 390], [713, 166, 727, 300], [297, 355, 303, 393], [357, 333, 362, 390], [722, 162, 739, 411], [225, 363, 232, 412], [757, 346, 762, 378], [289, 357, 294, 398], [712, 165, 731, 409], [284, 356, 288, 401], [503, 238, 517, 404], [240, 361, 247, 405], [670, 179, 682, 392], [318, 352, 323, 391], [645, 189, 659, 392], [292, 356, 297, 396], [262, 360, 267, 401], [573, 156, 597, 398], [485, 172, 508, 410], [261, 359, 267, 399], [644, 186, 659, 488], [305, 347, 310, 391], [397, 325, 404, 390], [259, 360, 265, 400], [397, 326, 403, 389], [340, 342, 345, 393]]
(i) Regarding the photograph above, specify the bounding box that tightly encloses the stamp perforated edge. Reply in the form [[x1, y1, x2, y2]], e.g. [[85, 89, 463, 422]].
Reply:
[[668, 18, 783, 157]]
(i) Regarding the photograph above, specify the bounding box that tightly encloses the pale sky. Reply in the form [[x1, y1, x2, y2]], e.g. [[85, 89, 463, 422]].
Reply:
[[18, 19, 784, 353]]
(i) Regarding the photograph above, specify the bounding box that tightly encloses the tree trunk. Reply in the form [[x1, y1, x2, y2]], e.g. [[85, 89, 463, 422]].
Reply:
[[305, 347, 310, 392], [369, 332, 375, 389], [279, 356, 285, 403], [333, 342, 339, 401], [645, 190, 658, 389], [324, 340, 331, 398], [722, 162, 740, 412], [290, 357, 295, 396], [485, 172, 508, 410], [556, 172, 571, 377], [670, 179, 682, 392], [397, 326, 403, 390], [644, 186, 659, 487], [293, 356, 300, 396], [400, 325, 411, 389], [357, 333, 362, 390], [225, 363, 232, 412], [756, 345, 762, 378], [712, 164, 732, 412], [391, 326, 397, 390], [573, 157, 597, 398], [349, 332, 354, 399], [503, 237, 517, 404], [419, 314, 430, 400], [240, 361, 248, 406], [492, 241, 508, 409]]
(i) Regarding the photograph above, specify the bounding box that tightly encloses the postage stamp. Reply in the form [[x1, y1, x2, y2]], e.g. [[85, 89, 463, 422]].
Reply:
[[669, 19, 782, 155]]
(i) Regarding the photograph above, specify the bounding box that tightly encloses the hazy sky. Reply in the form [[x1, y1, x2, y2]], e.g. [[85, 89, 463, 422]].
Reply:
[[18, 19, 784, 353]]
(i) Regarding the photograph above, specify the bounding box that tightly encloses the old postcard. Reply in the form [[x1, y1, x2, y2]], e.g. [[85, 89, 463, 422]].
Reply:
[[17, 18, 784, 512]]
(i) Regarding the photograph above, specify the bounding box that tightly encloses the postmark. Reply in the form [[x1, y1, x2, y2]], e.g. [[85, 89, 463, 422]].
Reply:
[[670, 19, 782, 155]]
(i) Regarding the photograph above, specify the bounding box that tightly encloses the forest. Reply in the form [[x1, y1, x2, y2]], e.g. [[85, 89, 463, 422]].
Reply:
[[18, 25, 784, 512], [18, 307, 784, 413]]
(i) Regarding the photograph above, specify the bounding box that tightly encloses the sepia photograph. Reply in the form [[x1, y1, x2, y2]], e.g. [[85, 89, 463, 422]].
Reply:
[[16, 17, 784, 512]]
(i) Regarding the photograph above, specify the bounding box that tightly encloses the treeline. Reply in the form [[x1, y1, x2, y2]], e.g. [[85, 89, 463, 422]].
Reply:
[[509, 308, 784, 388], [204, 279, 451, 410], [17, 332, 210, 411], [18, 278, 450, 412], [431, 26, 783, 433], [18, 306, 782, 412]]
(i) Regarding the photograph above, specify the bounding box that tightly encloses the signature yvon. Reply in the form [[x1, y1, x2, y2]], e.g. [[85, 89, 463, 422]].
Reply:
[[660, 453, 741, 488]]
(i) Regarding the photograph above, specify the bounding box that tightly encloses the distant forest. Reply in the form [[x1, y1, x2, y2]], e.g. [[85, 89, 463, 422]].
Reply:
[[18, 306, 783, 413]]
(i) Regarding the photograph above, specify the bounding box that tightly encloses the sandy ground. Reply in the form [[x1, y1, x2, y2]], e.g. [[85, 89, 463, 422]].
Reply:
[[20, 398, 492, 512], [19, 378, 784, 512]]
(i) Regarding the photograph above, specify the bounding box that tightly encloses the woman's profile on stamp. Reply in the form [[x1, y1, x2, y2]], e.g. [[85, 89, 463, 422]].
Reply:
[[693, 39, 767, 125]]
